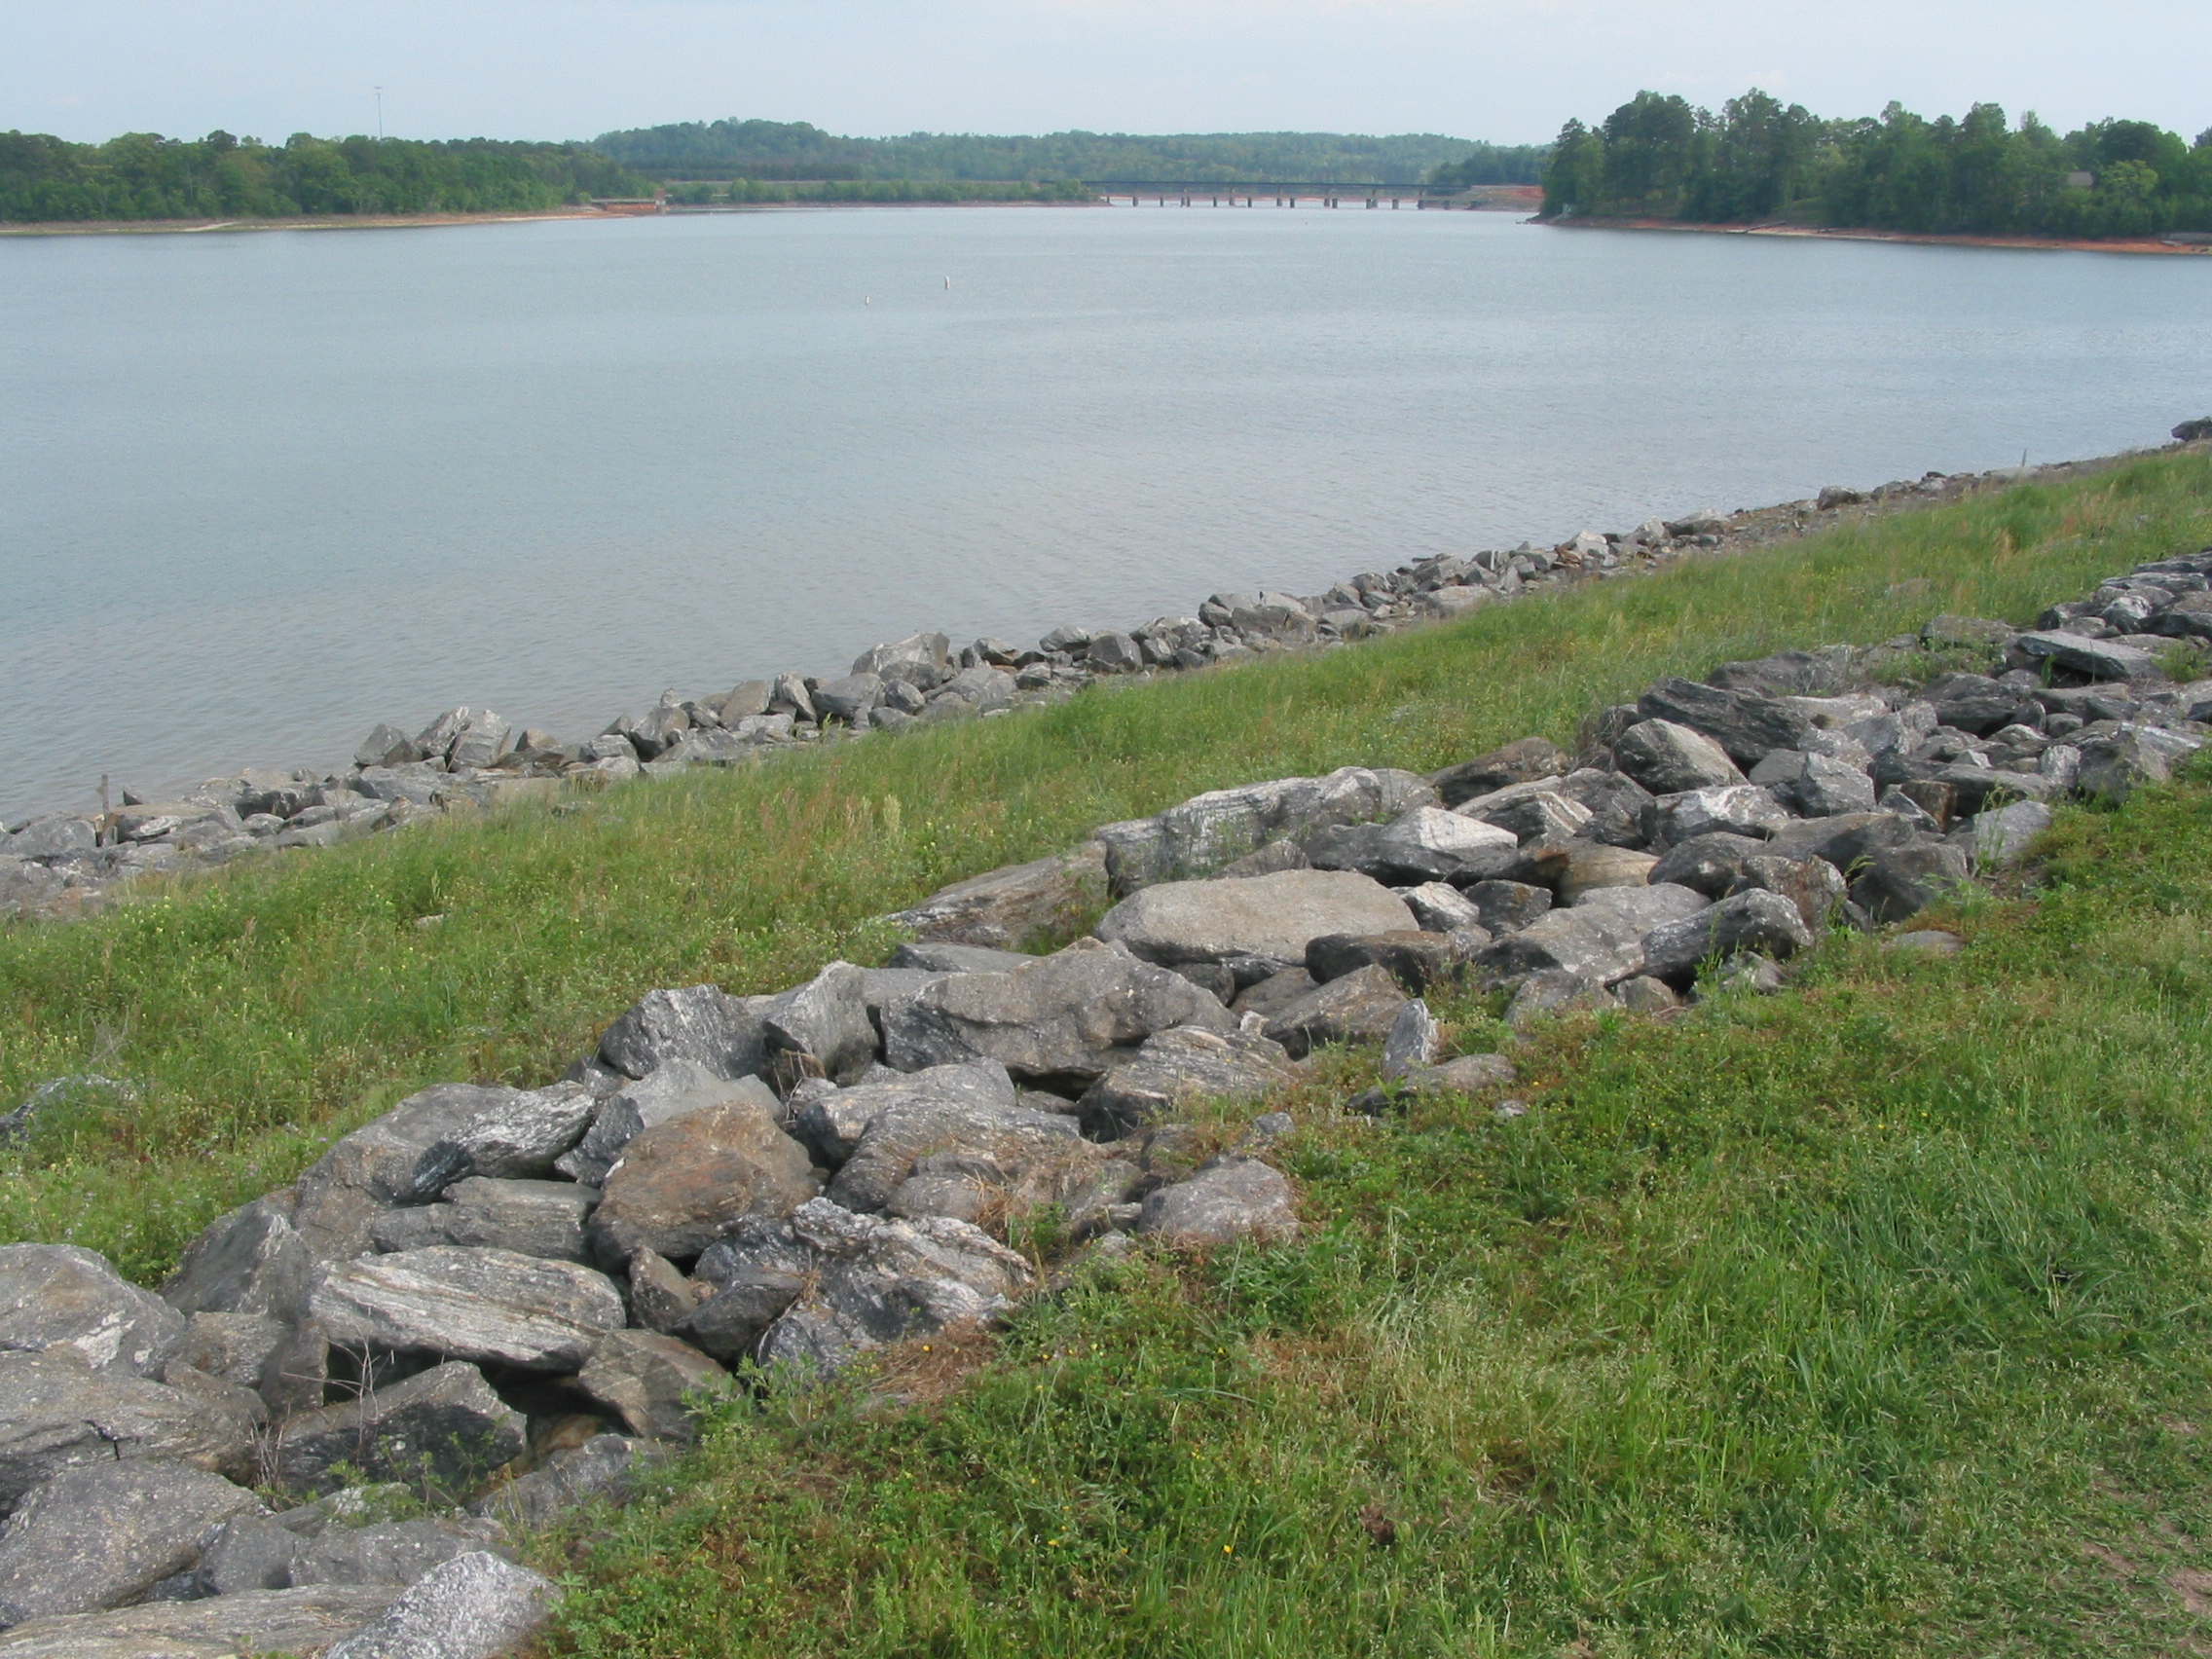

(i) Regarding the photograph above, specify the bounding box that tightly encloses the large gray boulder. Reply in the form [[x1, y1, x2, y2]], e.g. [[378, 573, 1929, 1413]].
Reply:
[[1639, 890, 1816, 987], [759, 962, 878, 1087], [1261, 964, 1409, 1059], [679, 1219, 817, 1364], [1304, 805, 1520, 883], [595, 985, 769, 1083], [163, 1196, 314, 1321], [0, 1462, 264, 1628], [1851, 842, 1972, 923], [1637, 678, 1820, 765], [881, 940, 1234, 1084], [588, 1099, 819, 1267], [756, 1200, 1035, 1376], [1092, 767, 1437, 894], [287, 1517, 507, 1591], [2006, 629, 2158, 682], [1969, 799, 2054, 866], [575, 1330, 726, 1442], [369, 1179, 599, 1264], [1094, 868, 1416, 977], [0, 1245, 185, 1378], [830, 1094, 1091, 1220], [172, 1311, 289, 1391], [1648, 832, 1769, 897], [1610, 719, 1745, 793], [468, 1434, 647, 1530], [275, 1362, 526, 1496], [0, 1349, 254, 1513], [1428, 736, 1571, 807], [1137, 1158, 1298, 1245], [885, 843, 1108, 951], [324, 1551, 560, 1659], [1077, 1026, 1298, 1140], [811, 673, 882, 724], [1762, 811, 1918, 872], [1649, 784, 1791, 843], [0, 1585, 398, 1659], [556, 1061, 780, 1187], [1473, 884, 1709, 987], [310, 1248, 625, 1372], [789, 1062, 1016, 1166]]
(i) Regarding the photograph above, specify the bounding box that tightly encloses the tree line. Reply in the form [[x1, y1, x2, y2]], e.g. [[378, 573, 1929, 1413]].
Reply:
[[1543, 91, 2212, 239], [0, 129, 650, 222], [596, 118, 1540, 185]]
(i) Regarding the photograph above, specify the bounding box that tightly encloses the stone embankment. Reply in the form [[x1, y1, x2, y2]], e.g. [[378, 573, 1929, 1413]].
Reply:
[[0, 509, 2209, 1651], [11, 443, 2187, 924]]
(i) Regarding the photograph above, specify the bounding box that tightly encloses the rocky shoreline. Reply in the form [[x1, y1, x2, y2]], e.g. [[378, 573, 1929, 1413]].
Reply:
[[7, 434, 2202, 927], [0, 433, 2208, 1655]]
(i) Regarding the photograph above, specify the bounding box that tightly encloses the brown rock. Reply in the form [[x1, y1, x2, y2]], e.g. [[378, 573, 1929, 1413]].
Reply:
[[589, 1102, 819, 1267]]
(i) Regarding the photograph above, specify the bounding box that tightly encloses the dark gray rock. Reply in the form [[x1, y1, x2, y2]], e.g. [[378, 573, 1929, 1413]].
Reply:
[[1427, 737, 1571, 808], [1093, 766, 1436, 893], [1307, 807, 1521, 883], [1637, 678, 1819, 765], [1305, 931, 1457, 993], [1647, 832, 1766, 897], [1096, 868, 1418, 975], [760, 961, 878, 1087], [0, 1584, 399, 1658], [311, 1248, 624, 1373], [627, 1248, 707, 1335], [1920, 673, 2025, 736], [756, 1200, 1035, 1377], [1137, 1157, 1298, 1244], [0, 1349, 254, 1513], [469, 1434, 647, 1530], [596, 985, 769, 1084], [679, 1220, 813, 1364], [1473, 884, 1708, 987], [322, 1550, 560, 1659], [1461, 879, 1553, 935], [1730, 854, 1849, 931], [1261, 964, 1409, 1059], [588, 1100, 819, 1267], [1611, 719, 1745, 793], [172, 1311, 288, 1391], [0, 1244, 184, 1378], [556, 1061, 780, 1187], [1076, 1026, 1297, 1140], [0, 1461, 263, 1628], [812, 673, 882, 724], [1458, 789, 1592, 846], [1548, 768, 1659, 848], [355, 723, 421, 767], [1851, 841, 1973, 924], [576, 1330, 726, 1442], [2005, 630, 2158, 682], [4, 817, 97, 861], [886, 844, 1108, 952], [274, 1362, 526, 1496], [300, 1082, 597, 1215], [1760, 811, 1918, 873], [1228, 967, 1319, 1022], [370, 1179, 599, 1264], [1639, 890, 1816, 988], [288, 1518, 507, 1590], [198, 1512, 303, 1595], [2076, 727, 2200, 802], [887, 940, 1035, 974], [881, 939, 1234, 1084]]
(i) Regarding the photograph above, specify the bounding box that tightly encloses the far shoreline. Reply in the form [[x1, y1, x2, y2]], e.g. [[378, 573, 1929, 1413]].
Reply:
[[1545, 214, 2212, 258]]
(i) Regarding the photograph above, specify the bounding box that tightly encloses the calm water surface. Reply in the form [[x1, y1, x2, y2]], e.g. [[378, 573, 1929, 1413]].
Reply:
[[3, 207, 2209, 819]]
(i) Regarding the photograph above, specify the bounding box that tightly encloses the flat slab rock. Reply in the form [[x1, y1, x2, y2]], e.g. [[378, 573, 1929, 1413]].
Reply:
[[1262, 963, 1410, 1059], [310, 1247, 626, 1373], [1077, 1025, 1297, 1140], [0, 1243, 185, 1378], [0, 1584, 399, 1659], [0, 1349, 254, 1514], [1094, 867, 1417, 972], [885, 843, 1109, 951], [1137, 1157, 1299, 1245], [0, 1461, 264, 1628]]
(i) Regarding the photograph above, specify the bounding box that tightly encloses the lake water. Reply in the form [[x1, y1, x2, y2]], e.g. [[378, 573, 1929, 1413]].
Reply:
[[4, 206, 2209, 821]]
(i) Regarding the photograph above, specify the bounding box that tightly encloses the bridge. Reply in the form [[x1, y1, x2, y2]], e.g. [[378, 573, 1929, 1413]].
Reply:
[[1081, 181, 1536, 210]]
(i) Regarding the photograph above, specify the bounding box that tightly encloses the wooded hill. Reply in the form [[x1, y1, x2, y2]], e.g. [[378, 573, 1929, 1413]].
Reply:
[[1544, 90, 2212, 239]]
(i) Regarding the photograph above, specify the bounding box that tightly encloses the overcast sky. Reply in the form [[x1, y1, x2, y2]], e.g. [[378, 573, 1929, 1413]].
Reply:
[[8, 1, 2206, 148]]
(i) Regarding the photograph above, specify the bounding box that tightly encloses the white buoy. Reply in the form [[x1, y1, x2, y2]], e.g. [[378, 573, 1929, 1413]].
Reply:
[[944, 276, 951, 288]]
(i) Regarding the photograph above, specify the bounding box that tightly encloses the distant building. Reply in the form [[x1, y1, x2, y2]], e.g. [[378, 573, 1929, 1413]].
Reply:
[[2065, 171, 2095, 190]]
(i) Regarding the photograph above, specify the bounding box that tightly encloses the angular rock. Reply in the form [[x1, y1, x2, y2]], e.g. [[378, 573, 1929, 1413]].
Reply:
[[1461, 879, 1552, 935], [0, 1245, 184, 1378], [756, 1200, 1035, 1376], [833, 1088, 1091, 1219], [356, 723, 421, 768], [288, 1517, 505, 1591], [588, 1102, 818, 1267], [1784, 752, 1878, 817], [1640, 890, 1816, 988], [679, 1220, 815, 1364], [300, 1082, 596, 1213], [2006, 629, 2158, 682], [1227, 967, 1319, 1022], [1136, 1158, 1298, 1245], [881, 939, 1234, 1084], [1305, 931, 1457, 993], [0, 1585, 398, 1659], [854, 632, 952, 686], [926, 665, 1017, 717], [1969, 799, 2054, 866], [1649, 784, 1791, 844], [1613, 976, 1682, 1014], [1647, 833, 1770, 898], [1381, 1000, 1440, 1078], [323, 1551, 560, 1659], [469, 1434, 646, 1530], [1504, 970, 1616, 1030], [1554, 843, 1659, 903], [2076, 728, 2194, 803], [310, 1248, 626, 1373], [3, 817, 96, 861], [1399, 881, 1484, 933], [1395, 1052, 1517, 1097], [275, 1362, 526, 1496], [198, 1513, 304, 1595], [788, 1061, 1016, 1165], [627, 1248, 707, 1335], [557, 1060, 780, 1187], [812, 673, 882, 724], [1920, 673, 2024, 736], [0, 1349, 254, 1513], [0, 1461, 263, 1628], [1638, 678, 1819, 765], [1312, 806, 1521, 883], [1850, 842, 1972, 924], [371, 1179, 599, 1264], [576, 1330, 726, 1442], [885, 843, 1108, 951], [1611, 719, 1745, 793], [1460, 790, 1592, 846], [596, 985, 769, 1084], [1548, 768, 1659, 848], [1096, 868, 1417, 975], [1761, 811, 1919, 872], [760, 961, 878, 1087], [1261, 964, 1408, 1059], [1427, 737, 1570, 808], [1075, 1026, 1297, 1140], [1730, 854, 1848, 932], [173, 1311, 288, 1391], [887, 940, 1034, 974], [1092, 766, 1436, 893], [1473, 884, 1708, 987]]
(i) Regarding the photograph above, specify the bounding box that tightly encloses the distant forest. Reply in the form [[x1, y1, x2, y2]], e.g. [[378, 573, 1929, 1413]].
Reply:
[[593, 119, 1544, 185], [0, 130, 648, 222], [1544, 91, 2212, 238]]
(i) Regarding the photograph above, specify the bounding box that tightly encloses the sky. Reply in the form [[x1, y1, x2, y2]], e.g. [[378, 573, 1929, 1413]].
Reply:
[[6, 0, 2207, 149]]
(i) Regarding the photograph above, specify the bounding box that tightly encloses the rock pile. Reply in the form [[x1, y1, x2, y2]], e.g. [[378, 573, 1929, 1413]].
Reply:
[[0, 460, 2035, 924], [0, 525, 2208, 1651]]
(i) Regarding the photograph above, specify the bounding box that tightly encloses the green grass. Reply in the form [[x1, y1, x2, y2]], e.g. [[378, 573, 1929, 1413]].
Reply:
[[2, 452, 2208, 1282], [540, 767, 2212, 1656]]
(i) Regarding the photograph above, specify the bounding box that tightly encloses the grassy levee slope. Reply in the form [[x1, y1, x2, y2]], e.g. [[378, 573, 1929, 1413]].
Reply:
[[0, 453, 2207, 1288]]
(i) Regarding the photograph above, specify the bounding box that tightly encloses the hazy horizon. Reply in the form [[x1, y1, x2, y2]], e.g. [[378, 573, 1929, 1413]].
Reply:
[[4, 1, 2206, 154]]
